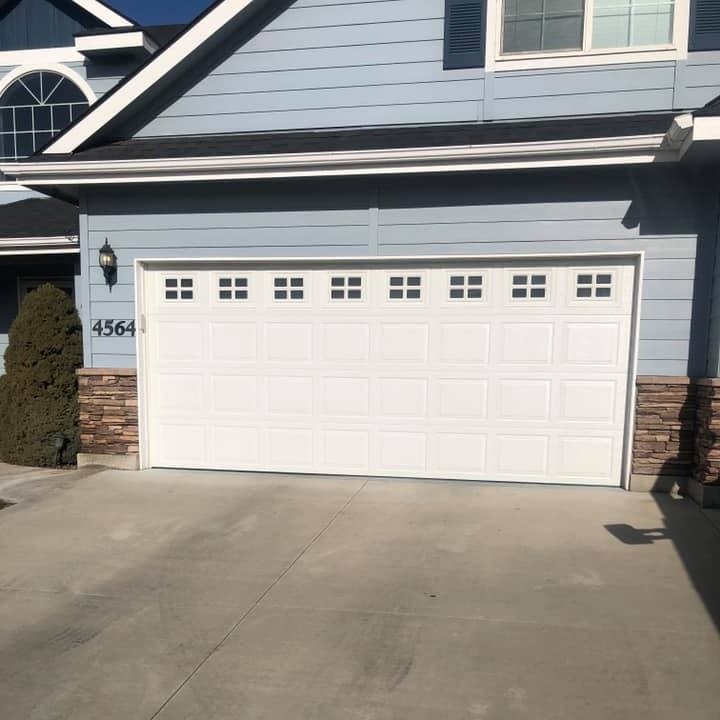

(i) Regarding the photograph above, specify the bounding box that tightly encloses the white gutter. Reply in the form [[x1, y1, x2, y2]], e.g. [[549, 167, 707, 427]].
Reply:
[[5, 134, 674, 186], [0, 236, 79, 255]]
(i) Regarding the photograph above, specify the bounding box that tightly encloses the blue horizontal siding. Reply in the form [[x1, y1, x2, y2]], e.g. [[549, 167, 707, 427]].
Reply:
[[81, 168, 700, 375], [674, 51, 720, 110]]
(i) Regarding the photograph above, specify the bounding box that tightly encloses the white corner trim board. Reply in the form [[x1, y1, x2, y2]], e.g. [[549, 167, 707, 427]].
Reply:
[[43, 0, 261, 155], [8, 134, 674, 185]]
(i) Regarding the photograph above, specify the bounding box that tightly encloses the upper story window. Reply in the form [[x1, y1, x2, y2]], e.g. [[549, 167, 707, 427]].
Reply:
[[0, 71, 90, 161], [501, 0, 675, 56]]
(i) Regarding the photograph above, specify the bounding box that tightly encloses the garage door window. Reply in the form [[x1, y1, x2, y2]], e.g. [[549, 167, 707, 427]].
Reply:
[[274, 276, 305, 301], [576, 272, 613, 299], [449, 274, 483, 300], [331, 276, 363, 301], [218, 276, 249, 301], [164, 277, 194, 301], [511, 273, 547, 300], [389, 275, 422, 300]]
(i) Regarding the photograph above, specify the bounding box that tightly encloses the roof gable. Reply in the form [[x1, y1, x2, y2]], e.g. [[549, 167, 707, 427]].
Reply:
[[42, 0, 273, 154]]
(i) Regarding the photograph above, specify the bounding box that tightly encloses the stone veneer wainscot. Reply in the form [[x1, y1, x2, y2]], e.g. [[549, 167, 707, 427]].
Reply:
[[76, 368, 139, 469]]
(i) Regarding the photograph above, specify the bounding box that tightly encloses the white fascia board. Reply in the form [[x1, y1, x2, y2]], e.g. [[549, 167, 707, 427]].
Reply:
[[44, 0, 259, 155], [10, 135, 673, 185], [71, 0, 134, 27], [75, 31, 158, 56], [691, 117, 720, 142], [0, 47, 86, 65], [0, 236, 79, 255]]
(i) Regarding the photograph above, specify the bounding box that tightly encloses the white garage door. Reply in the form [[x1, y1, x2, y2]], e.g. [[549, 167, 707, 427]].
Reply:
[[143, 259, 636, 485]]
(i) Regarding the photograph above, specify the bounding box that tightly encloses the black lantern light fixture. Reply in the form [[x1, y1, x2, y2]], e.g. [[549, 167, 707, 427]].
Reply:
[[99, 239, 117, 288]]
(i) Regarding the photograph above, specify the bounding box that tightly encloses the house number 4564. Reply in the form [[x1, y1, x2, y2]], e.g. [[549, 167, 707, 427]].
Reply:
[[92, 320, 136, 337]]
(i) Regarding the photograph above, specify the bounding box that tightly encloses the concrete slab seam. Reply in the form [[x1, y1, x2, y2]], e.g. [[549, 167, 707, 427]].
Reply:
[[148, 478, 369, 720]]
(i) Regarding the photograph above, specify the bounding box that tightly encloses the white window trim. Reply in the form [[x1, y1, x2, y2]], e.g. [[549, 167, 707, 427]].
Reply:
[[486, 0, 689, 71], [0, 64, 97, 106]]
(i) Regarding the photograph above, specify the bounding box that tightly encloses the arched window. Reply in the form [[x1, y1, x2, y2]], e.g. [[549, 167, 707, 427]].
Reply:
[[0, 71, 90, 161]]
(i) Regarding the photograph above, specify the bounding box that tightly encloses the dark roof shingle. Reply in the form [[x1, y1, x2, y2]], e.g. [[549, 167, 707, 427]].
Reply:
[[0, 198, 78, 238]]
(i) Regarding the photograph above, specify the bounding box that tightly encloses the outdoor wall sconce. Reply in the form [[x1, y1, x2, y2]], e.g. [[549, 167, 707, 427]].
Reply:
[[99, 239, 117, 288]]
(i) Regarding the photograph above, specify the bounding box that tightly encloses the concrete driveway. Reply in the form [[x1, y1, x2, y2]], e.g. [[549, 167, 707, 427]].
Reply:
[[0, 469, 718, 720]]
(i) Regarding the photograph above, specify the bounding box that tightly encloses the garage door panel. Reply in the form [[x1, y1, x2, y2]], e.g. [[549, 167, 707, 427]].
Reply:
[[209, 322, 257, 363], [146, 260, 636, 485]]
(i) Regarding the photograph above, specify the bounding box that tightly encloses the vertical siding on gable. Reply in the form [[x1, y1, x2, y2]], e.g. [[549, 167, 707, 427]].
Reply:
[[82, 168, 699, 376], [0, 0, 100, 51]]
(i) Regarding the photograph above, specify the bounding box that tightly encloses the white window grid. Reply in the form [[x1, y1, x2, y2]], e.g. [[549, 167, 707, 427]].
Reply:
[[330, 275, 364, 301], [388, 274, 423, 301], [273, 275, 305, 301], [448, 273, 484, 300], [496, 0, 679, 61], [217, 275, 249, 301], [163, 276, 195, 302], [576, 271, 614, 299], [511, 272, 548, 300]]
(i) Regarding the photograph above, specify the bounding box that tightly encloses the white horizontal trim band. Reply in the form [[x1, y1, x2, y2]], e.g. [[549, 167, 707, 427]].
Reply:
[[7, 134, 673, 185], [75, 31, 158, 56]]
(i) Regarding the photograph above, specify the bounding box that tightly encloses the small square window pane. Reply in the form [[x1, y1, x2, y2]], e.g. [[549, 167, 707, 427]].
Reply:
[[275, 290, 287, 300], [348, 289, 362, 300], [348, 277, 362, 287], [219, 290, 232, 300], [577, 274, 593, 285], [512, 288, 527, 298], [180, 290, 193, 300], [165, 290, 178, 300], [290, 277, 303, 287], [450, 276, 465, 286], [468, 288, 483, 299], [235, 278, 248, 287], [290, 290, 303, 300], [577, 287, 593, 298], [181, 278, 193, 288], [390, 277, 403, 286], [468, 275, 483, 285], [331, 290, 344, 299], [406, 289, 421, 299], [331, 277, 345, 287], [235, 290, 248, 300], [407, 276, 421, 286], [531, 275, 546, 285], [219, 277, 231, 287], [513, 275, 528, 285], [389, 289, 403, 299], [596, 287, 612, 298], [33, 105, 51, 131], [165, 278, 178, 288], [14, 107, 32, 131], [450, 288, 464, 299], [596, 274, 612, 285], [16, 132, 33, 157], [275, 278, 287, 287], [52, 105, 70, 129], [530, 288, 546, 298]]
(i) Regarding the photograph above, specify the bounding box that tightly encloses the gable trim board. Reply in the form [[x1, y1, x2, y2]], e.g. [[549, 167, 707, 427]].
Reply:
[[42, 0, 266, 154], [75, 29, 159, 58], [66, 0, 134, 28]]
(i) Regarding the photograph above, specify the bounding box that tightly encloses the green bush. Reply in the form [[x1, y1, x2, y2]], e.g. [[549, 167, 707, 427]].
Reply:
[[0, 284, 83, 466]]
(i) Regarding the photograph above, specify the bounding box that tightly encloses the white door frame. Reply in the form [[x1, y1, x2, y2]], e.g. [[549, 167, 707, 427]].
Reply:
[[134, 250, 644, 487]]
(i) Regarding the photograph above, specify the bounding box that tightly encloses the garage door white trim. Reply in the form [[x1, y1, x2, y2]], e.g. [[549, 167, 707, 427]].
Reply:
[[134, 252, 643, 487]]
